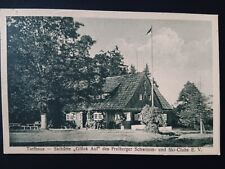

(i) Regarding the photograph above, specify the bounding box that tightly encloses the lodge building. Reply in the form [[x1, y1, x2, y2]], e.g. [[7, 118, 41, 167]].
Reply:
[[66, 72, 172, 129]]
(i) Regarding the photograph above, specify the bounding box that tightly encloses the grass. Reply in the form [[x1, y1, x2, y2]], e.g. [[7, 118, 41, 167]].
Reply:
[[10, 137, 213, 147], [10, 129, 213, 147]]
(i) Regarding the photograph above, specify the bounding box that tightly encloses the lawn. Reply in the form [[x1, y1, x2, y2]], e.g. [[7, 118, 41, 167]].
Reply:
[[10, 129, 213, 147]]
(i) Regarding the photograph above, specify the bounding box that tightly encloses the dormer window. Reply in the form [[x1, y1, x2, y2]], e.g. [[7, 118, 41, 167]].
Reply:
[[102, 93, 109, 99], [96, 95, 101, 100], [96, 93, 110, 100]]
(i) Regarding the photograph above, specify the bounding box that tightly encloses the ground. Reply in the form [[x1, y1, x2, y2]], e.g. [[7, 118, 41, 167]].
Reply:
[[10, 129, 213, 147]]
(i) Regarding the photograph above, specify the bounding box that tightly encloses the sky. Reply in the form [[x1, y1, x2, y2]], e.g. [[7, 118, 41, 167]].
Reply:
[[74, 17, 212, 105]]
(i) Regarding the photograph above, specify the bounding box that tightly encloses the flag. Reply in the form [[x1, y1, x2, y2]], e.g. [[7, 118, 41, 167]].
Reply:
[[146, 26, 152, 35]]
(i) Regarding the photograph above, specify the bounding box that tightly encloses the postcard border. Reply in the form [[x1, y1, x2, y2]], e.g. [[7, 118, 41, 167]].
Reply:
[[0, 9, 220, 155]]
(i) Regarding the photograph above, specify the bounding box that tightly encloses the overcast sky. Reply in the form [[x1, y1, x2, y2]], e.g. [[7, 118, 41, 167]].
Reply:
[[74, 17, 212, 105]]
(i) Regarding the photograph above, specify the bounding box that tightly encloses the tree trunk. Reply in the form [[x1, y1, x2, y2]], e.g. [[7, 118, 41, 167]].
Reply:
[[40, 113, 47, 129]]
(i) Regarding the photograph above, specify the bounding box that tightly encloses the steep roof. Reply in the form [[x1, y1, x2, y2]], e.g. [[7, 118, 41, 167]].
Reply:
[[102, 76, 122, 93], [153, 86, 172, 110], [90, 72, 172, 111], [91, 73, 145, 110]]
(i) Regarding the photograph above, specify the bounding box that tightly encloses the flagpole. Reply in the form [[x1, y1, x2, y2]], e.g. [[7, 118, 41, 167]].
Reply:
[[199, 76, 204, 134], [136, 50, 139, 71], [146, 26, 154, 110], [150, 27, 154, 110]]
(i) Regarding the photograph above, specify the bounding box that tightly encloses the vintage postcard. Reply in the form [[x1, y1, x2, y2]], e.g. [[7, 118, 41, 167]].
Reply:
[[0, 9, 220, 155]]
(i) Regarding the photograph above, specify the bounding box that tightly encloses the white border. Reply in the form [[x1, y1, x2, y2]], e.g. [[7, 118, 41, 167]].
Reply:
[[0, 9, 220, 155]]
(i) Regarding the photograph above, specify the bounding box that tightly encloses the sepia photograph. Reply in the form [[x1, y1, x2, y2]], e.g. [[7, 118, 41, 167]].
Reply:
[[0, 9, 220, 155]]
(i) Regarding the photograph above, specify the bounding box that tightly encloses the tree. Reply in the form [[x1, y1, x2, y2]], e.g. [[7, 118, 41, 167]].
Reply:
[[7, 16, 103, 127], [94, 46, 128, 78], [143, 64, 150, 76], [203, 94, 213, 130], [140, 105, 164, 133], [176, 81, 213, 130], [129, 64, 137, 74]]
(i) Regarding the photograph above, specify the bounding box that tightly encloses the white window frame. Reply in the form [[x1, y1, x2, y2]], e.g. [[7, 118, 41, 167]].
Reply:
[[139, 94, 143, 100], [66, 113, 74, 121], [93, 112, 103, 120], [134, 113, 142, 121], [125, 112, 131, 121], [96, 95, 101, 100], [149, 94, 152, 101], [162, 113, 167, 123]]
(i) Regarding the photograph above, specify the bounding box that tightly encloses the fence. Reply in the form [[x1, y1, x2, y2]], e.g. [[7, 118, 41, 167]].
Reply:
[[10, 123, 40, 130]]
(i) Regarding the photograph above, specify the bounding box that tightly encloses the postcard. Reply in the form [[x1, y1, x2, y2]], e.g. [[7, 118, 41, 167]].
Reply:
[[0, 9, 220, 155]]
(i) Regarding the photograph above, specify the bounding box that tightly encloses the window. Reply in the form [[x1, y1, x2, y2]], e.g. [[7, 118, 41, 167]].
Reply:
[[96, 95, 101, 100], [73, 114, 77, 120], [66, 114, 70, 121], [134, 113, 142, 121], [139, 94, 143, 100], [162, 114, 167, 123], [134, 114, 138, 121], [100, 114, 103, 119], [115, 114, 119, 120], [87, 112, 91, 120], [125, 112, 131, 121], [102, 93, 109, 99], [93, 112, 103, 120], [66, 113, 74, 121], [94, 113, 98, 119]]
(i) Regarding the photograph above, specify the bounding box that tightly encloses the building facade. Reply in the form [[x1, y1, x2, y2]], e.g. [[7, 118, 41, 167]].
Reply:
[[66, 72, 172, 129]]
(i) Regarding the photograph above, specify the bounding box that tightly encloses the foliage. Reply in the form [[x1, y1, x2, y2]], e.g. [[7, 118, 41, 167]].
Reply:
[[64, 121, 77, 129], [140, 104, 164, 133], [94, 46, 128, 78], [176, 81, 213, 130], [115, 113, 126, 128], [7, 16, 103, 127], [108, 121, 117, 129], [129, 64, 137, 74], [143, 64, 150, 76]]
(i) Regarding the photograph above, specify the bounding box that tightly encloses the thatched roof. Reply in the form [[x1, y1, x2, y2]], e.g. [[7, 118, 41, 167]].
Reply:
[[102, 76, 122, 93], [153, 86, 172, 110], [87, 72, 172, 111], [92, 73, 145, 110]]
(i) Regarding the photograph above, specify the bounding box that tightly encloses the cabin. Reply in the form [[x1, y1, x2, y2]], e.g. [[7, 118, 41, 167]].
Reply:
[[67, 72, 172, 129]]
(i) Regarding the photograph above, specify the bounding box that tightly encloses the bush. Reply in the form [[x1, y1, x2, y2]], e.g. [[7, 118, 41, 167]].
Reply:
[[108, 121, 116, 129], [64, 121, 76, 129], [141, 105, 164, 133]]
